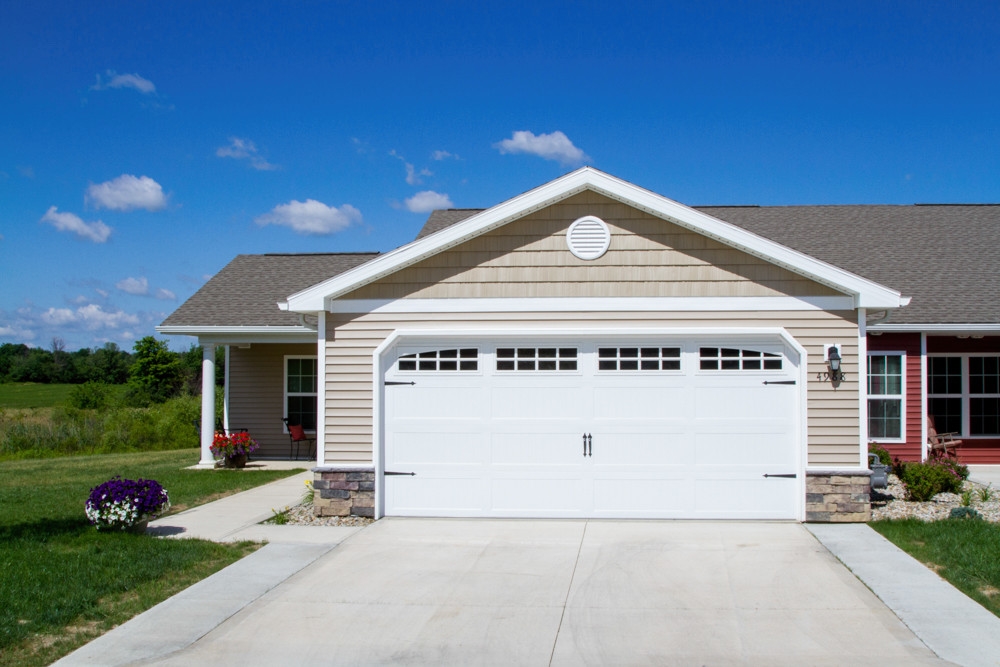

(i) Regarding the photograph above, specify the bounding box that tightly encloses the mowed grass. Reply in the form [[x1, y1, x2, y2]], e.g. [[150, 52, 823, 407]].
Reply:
[[871, 518, 1000, 618], [0, 449, 306, 667], [0, 383, 75, 408]]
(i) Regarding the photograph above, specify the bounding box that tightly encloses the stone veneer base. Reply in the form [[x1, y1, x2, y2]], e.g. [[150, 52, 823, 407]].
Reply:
[[312, 466, 375, 518], [806, 470, 872, 523], [312, 466, 874, 522]]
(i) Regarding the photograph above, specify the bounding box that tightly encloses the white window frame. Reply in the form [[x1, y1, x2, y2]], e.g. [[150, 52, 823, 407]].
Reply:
[[284, 355, 318, 433], [928, 353, 1000, 438], [867, 350, 906, 443]]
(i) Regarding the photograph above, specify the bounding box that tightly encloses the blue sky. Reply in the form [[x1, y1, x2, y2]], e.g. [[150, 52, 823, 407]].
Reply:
[[2, 1, 998, 351]]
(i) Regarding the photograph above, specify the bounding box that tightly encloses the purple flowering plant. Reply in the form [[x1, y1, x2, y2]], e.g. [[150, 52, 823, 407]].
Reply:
[[85, 476, 170, 531]]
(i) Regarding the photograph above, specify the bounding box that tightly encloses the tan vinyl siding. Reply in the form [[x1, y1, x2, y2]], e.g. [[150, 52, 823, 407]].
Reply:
[[342, 191, 841, 300], [322, 309, 860, 468], [228, 343, 316, 458]]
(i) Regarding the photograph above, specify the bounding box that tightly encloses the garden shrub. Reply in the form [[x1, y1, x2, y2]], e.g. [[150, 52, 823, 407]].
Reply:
[[898, 459, 968, 501], [949, 507, 982, 520]]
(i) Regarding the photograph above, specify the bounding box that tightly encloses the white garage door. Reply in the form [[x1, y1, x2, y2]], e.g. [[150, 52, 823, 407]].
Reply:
[[382, 338, 801, 519]]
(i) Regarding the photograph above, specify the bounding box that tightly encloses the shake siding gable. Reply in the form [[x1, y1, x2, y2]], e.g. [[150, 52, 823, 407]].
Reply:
[[343, 192, 842, 301]]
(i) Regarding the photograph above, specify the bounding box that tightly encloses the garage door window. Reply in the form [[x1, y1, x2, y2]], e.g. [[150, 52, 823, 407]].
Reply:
[[398, 349, 478, 372], [598, 347, 681, 371], [496, 347, 577, 371], [699, 347, 782, 371]]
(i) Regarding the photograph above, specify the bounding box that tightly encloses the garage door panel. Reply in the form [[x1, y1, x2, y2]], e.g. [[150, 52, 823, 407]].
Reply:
[[592, 386, 689, 419], [491, 386, 588, 419], [592, 434, 692, 465], [695, 479, 796, 518], [492, 477, 584, 513], [390, 432, 487, 466], [693, 386, 790, 420], [592, 477, 693, 515], [390, 386, 487, 420], [694, 434, 796, 466], [490, 433, 581, 465], [387, 475, 486, 514]]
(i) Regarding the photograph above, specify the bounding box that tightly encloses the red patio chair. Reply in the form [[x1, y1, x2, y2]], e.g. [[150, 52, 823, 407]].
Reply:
[[281, 418, 316, 460]]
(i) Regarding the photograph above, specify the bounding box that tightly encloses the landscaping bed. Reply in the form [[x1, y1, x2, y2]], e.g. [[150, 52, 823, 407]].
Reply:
[[872, 474, 998, 522]]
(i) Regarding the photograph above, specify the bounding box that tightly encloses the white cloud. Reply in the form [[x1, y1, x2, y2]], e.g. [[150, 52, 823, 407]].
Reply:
[[116, 276, 149, 295], [431, 150, 457, 161], [40, 308, 77, 326], [216, 137, 278, 171], [255, 199, 361, 235], [75, 304, 141, 329], [405, 190, 454, 213], [91, 70, 156, 94], [40, 206, 112, 243], [390, 150, 432, 185], [154, 288, 176, 300], [87, 174, 167, 212], [494, 130, 588, 166]]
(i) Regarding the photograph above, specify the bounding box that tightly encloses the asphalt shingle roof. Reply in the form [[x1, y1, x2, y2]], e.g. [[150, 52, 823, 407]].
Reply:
[[164, 203, 1000, 329], [161, 253, 379, 327]]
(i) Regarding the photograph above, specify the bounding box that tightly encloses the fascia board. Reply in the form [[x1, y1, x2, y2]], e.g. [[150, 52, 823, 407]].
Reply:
[[868, 323, 1000, 333], [284, 166, 903, 312], [157, 325, 312, 334]]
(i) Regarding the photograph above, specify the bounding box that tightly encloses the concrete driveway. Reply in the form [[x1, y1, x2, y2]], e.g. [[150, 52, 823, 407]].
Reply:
[[138, 519, 943, 666]]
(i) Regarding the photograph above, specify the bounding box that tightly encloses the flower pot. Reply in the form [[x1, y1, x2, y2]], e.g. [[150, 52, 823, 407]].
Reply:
[[224, 453, 248, 469]]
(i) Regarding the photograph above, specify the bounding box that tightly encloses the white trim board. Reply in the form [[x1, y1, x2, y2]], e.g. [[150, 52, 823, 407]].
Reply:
[[284, 167, 904, 313], [328, 296, 856, 314], [868, 324, 1000, 334]]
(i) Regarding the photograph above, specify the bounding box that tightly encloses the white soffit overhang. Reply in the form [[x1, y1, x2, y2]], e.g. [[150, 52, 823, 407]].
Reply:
[[283, 167, 905, 313]]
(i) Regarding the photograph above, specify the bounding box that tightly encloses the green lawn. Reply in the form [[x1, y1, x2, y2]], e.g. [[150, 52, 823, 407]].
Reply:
[[0, 382, 75, 408], [871, 518, 1000, 618], [0, 449, 306, 667]]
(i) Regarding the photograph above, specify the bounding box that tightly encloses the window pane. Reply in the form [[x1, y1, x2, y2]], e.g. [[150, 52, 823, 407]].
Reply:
[[287, 395, 317, 430], [929, 357, 962, 394], [971, 398, 1000, 436], [869, 398, 901, 439], [929, 397, 962, 435], [971, 357, 1000, 395]]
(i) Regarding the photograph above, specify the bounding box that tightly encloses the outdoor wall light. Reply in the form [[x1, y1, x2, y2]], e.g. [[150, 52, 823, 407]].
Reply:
[[819, 344, 845, 383]]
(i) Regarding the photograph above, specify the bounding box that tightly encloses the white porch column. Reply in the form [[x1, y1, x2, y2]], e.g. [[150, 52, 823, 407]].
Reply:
[[198, 343, 217, 468]]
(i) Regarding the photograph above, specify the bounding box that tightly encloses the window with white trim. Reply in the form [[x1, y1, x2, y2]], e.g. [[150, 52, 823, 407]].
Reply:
[[699, 347, 782, 371], [930, 355, 1000, 437], [598, 347, 681, 371], [868, 352, 904, 441], [496, 347, 577, 371], [285, 356, 317, 431], [397, 348, 478, 372]]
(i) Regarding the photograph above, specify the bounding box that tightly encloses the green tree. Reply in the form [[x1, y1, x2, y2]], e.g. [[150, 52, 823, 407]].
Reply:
[[126, 336, 183, 405]]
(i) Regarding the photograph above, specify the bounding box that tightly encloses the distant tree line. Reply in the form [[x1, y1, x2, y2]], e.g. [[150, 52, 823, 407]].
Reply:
[[0, 337, 223, 400]]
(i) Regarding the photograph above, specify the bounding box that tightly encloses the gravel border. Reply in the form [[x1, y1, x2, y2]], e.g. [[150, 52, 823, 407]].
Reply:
[[872, 474, 999, 522]]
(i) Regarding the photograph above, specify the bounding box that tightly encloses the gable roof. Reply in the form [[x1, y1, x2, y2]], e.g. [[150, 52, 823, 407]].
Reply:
[[416, 204, 1000, 326], [283, 167, 904, 312], [159, 253, 378, 330]]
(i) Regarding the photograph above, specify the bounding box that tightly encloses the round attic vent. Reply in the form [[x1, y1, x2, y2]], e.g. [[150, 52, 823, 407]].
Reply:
[[566, 216, 611, 260]]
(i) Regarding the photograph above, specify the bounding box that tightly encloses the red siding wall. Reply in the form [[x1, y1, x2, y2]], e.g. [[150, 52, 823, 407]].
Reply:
[[927, 335, 1000, 464], [868, 333, 923, 461]]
